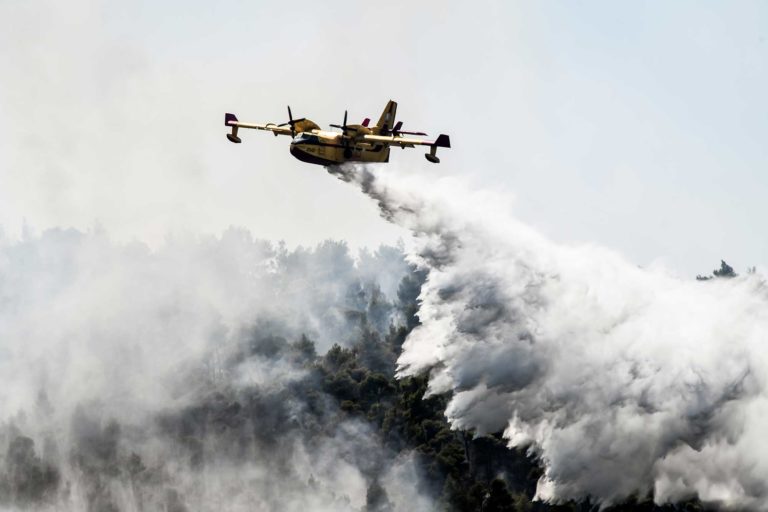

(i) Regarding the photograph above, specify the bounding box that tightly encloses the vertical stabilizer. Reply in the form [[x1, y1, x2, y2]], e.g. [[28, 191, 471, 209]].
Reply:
[[375, 100, 398, 134]]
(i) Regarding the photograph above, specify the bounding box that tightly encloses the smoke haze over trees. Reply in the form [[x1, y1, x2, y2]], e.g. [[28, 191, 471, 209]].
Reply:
[[3, 162, 766, 511], [0, 230, 428, 511]]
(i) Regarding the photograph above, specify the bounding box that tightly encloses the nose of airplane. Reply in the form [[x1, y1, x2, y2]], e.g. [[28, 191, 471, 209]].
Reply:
[[289, 143, 305, 159]]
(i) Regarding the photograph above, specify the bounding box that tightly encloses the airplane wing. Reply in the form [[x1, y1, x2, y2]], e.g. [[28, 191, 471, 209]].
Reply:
[[225, 113, 295, 143], [361, 133, 451, 163], [362, 133, 451, 149]]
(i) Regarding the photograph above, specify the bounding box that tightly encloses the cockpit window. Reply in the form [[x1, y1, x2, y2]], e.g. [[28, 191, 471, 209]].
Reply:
[[293, 133, 319, 144]]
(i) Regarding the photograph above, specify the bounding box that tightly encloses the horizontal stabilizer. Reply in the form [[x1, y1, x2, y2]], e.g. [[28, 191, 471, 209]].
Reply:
[[392, 121, 427, 136]]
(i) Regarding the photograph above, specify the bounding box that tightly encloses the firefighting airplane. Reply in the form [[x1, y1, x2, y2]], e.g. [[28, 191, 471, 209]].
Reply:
[[224, 100, 450, 165]]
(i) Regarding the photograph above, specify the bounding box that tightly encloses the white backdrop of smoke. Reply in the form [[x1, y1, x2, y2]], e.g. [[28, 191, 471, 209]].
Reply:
[[0, 227, 430, 511], [331, 164, 768, 509]]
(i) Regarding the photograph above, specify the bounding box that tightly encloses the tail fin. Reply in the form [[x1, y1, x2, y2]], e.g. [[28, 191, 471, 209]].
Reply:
[[375, 100, 397, 134]]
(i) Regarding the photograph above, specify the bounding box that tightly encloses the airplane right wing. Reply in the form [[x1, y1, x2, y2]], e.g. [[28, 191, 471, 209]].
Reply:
[[361, 133, 451, 163], [361, 133, 450, 149]]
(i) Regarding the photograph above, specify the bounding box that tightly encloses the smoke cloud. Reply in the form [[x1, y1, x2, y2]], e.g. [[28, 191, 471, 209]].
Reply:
[[4, 158, 766, 511], [0, 227, 430, 511], [330, 163, 768, 509]]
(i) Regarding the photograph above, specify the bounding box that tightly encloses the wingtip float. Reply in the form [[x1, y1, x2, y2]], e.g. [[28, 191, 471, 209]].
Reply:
[[224, 100, 451, 165]]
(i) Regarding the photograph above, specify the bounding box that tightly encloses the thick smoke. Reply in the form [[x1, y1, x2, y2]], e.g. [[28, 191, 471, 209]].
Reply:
[[331, 164, 768, 509], [0, 227, 430, 511]]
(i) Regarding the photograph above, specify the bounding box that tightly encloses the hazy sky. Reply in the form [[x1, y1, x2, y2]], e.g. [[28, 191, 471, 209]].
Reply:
[[1, 0, 766, 275]]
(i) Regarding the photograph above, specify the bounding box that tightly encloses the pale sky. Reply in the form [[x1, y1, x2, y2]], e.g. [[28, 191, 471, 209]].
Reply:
[[1, 1, 766, 275]]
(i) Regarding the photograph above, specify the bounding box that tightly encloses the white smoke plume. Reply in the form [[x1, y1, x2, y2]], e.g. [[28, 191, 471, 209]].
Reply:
[[331, 164, 768, 509], [0, 227, 429, 511]]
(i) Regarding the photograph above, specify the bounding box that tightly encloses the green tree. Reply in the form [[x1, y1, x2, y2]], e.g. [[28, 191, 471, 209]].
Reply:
[[713, 260, 737, 278]]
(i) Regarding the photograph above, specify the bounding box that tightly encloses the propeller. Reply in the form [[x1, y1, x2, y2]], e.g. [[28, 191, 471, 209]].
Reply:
[[278, 106, 306, 136], [329, 110, 355, 158], [329, 110, 356, 134]]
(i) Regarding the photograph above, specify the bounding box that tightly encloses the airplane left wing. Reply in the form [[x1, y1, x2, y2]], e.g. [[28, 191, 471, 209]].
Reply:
[[225, 113, 294, 143]]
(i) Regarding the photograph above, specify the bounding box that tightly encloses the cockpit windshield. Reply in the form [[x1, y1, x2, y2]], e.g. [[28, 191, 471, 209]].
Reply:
[[292, 133, 319, 145]]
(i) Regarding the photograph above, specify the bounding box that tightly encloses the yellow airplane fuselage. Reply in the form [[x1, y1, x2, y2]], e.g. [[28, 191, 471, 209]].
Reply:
[[289, 130, 391, 166]]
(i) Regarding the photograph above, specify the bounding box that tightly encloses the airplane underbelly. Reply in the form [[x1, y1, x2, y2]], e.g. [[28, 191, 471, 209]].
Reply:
[[357, 146, 390, 163], [290, 143, 340, 166], [290, 142, 390, 166]]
